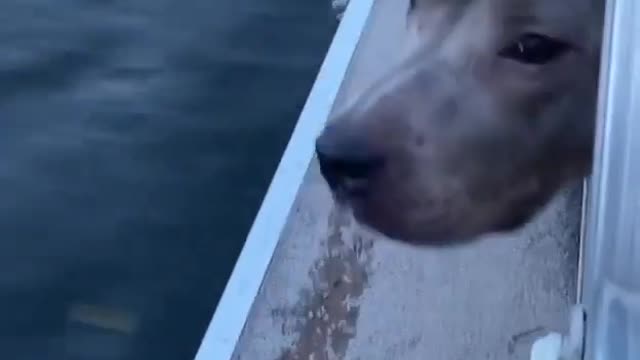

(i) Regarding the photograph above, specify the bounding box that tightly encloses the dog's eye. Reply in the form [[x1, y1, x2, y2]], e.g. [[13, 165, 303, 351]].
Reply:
[[499, 33, 570, 64]]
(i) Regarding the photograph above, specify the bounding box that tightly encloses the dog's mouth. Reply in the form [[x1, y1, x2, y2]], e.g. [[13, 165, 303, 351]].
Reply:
[[317, 153, 380, 205], [326, 177, 372, 203], [321, 168, 533, 246]]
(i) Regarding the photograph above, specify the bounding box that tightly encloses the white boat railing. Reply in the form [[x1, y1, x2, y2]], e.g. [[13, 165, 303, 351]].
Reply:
[[192, 1, 375, 359], [581, 0, 640, 358]]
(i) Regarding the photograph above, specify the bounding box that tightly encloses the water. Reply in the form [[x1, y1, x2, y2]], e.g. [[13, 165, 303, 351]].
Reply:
[[0, 0, 337, 358]]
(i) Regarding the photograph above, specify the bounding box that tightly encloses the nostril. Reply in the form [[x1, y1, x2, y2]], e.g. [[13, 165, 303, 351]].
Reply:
[[315, 135, 383, 192], [319, 152, 381, 179]]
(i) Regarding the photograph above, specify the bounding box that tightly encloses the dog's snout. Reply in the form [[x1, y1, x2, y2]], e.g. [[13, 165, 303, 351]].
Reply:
[[315, 131, 383, 194]]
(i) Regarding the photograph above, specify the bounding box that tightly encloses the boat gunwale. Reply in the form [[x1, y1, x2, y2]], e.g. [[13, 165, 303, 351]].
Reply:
[[193, 2, 376, 359]]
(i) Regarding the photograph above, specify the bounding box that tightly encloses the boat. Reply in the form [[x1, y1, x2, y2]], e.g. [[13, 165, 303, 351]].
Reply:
[[197, 0, 640, 358]]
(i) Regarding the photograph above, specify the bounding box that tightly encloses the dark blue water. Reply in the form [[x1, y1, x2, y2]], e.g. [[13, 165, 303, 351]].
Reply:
[[0, 0, 337, 358]]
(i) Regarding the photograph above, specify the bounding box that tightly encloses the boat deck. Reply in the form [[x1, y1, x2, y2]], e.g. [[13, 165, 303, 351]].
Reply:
[[199, 0, 583, 358]]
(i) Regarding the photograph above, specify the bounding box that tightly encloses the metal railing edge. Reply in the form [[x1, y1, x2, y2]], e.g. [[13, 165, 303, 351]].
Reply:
[[580, 0, 640, 358], [579, 0, 618, 307], [193, 1, 376, 359]]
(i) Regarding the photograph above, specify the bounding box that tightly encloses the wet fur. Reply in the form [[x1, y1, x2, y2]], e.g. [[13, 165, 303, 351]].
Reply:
[[316, 0, 604, 245]]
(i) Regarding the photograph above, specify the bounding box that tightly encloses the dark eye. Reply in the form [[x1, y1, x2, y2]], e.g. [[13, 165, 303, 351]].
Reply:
[[499, 33, 571, 65], [409, 0, 416, 10]]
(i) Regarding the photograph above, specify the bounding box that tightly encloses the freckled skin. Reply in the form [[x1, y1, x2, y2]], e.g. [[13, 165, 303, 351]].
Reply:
[[317, 0, 604, 245]]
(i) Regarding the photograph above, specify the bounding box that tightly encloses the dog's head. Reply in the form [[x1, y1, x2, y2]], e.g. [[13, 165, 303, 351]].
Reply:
[[316, 0, 604, 245]]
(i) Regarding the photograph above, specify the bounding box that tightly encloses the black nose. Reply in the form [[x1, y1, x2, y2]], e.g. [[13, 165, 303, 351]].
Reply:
[[315, 132, 383, 194]]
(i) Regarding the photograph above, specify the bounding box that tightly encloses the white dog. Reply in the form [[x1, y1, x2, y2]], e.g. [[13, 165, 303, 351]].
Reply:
[[316, 0, 604, 246]]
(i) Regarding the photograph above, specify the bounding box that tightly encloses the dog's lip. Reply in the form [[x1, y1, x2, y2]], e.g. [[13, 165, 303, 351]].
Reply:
[[342, 178, 371, 196], [329, 178, 371, 205]]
